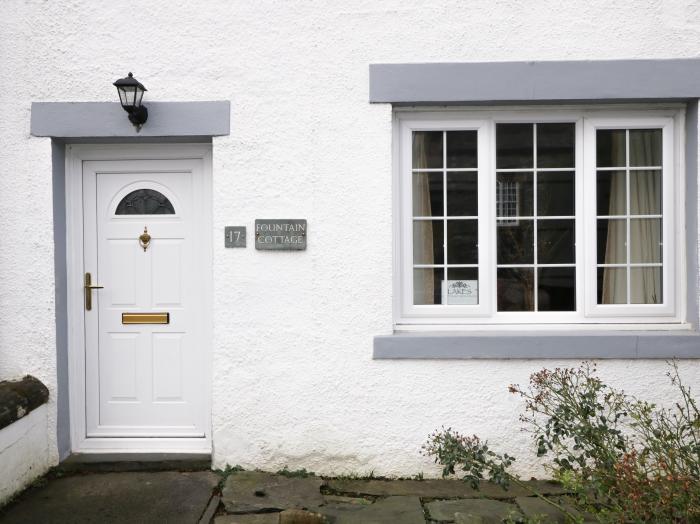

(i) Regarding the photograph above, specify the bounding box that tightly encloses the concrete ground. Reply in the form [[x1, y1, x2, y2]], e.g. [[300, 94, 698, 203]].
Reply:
[[0, 468, 589, 523]]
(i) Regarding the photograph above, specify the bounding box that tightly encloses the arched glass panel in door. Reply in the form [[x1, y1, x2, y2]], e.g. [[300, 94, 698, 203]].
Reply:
[[115, 189, 175, 215]]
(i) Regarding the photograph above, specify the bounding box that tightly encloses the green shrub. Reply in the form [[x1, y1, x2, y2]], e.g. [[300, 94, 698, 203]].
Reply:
[[424, 362, 700, 523]]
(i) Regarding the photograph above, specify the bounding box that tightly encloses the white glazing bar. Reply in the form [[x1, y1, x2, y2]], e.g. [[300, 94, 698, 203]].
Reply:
[[412, 168, 479, 172], [414, 264, 479, 268], [498, 264, 576, 268], [497, 215, 575, 220], [495, 167, 576, 173], [598, 264, 663, 269], [597, 166, 661, 171], [597, 214, 662, 219]]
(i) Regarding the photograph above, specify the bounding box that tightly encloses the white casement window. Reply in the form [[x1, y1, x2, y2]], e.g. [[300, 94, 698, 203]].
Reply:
[[396, 109, 684, 326]]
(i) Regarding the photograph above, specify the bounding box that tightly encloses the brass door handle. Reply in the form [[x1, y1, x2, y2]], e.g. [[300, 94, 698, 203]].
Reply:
[[84, 272, 104, 311]]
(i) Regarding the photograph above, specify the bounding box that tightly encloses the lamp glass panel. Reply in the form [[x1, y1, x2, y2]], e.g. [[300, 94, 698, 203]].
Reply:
[[119, 86, 137, 106], [134, 88, 144, 107], [117, 88, 128, 106]]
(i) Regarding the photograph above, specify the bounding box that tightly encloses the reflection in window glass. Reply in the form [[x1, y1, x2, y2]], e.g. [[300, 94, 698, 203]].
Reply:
[[497, 268, 535, 311], [496, 124, 533, 169], [447, 220, 478, 264], [537, 123, 575, 168], [497, 219, 534, 265], [497, 173, 533, 218], [538, 267, 575, 312], [446, 131, 478, 168], [446, 173, 478, 216], [537, 172, 574, 216]]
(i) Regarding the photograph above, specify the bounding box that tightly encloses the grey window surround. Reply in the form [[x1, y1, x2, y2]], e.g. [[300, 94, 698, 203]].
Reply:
[[374, 331, 700, 359], [369, 59, 700, 104], [369, 60, 700, 359]]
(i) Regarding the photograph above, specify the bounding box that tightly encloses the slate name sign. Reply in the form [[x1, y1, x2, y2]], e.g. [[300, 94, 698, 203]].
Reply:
[[255, 219, 307, 250]]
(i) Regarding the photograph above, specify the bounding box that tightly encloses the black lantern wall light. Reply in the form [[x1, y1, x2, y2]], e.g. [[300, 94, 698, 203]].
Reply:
[[113, 72, 148, 130]]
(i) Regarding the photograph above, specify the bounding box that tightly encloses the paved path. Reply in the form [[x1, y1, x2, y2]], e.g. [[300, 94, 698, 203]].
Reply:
[[0, 471, 219, 524], [0, 469, 590, 523]]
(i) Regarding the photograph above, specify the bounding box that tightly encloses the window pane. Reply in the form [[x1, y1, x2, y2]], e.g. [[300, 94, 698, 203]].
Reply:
[[538, 219, 575, 264], [497, 219, 533, 264], [447, 220, 478, 264], [445, 267, 479, 305], [597, 267, 627, 304], [414, 268, 443, 305], [630, 267, 662, 304], [630, 218, 662, 263], [412, 131, 442, 169], [596, 129, 626, 167], [497, 268, 534, 311], [596, 170, 626, 216], [412, 172, 443, 216], [446, 172, 477, 216], [629, 129, 662, 167], [446, 130, 477, 168], [630, 170, 661, 215], [496, 123, 533, 169], [115, 189, 175, 215], [537, 123, 575, 168], [538, 267, 575, 311], [597, 219, 626, 264], [413, 220, 443, 264], [537, 172, 574, 216], [496, 173, 533, 217]]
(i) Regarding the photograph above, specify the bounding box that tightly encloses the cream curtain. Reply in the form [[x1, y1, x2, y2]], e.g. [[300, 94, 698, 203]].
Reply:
[[413, 134, 435, 304], [602, 131, 661, 304]]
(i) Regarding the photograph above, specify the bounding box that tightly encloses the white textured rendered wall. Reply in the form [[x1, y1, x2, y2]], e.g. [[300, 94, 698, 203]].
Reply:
[[1, 1, 700, 477], [0, 405, 50, 505]]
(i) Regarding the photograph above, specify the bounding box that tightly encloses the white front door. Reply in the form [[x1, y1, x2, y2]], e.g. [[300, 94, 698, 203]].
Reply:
[[81, 157, 207, 440]]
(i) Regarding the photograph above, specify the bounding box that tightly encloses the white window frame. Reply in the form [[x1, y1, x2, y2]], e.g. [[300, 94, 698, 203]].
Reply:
[[394, 107, 686, 328]]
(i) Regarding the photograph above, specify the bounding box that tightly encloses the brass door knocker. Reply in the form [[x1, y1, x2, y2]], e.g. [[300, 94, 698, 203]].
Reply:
[[139, 226, 151, 252]]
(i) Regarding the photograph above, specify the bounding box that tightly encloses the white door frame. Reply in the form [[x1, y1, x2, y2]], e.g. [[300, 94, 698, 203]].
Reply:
[[65, 143, 213, 454]]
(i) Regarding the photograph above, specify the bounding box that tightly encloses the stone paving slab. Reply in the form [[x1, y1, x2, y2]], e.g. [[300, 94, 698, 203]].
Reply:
[[515, 496, 596, 524], [222, 471, 325, 513], [215, 514, 281, 524], [326, 478, 567, 499], [426, 499, 521, 523], [215, 510, 328, 524], [321, 496, 425, 524], [323, 495, 372, 505], [0, 471, 218, 524]]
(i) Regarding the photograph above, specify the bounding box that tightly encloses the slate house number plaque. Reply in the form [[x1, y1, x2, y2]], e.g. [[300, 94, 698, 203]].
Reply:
[[255, 219, 307, 250]]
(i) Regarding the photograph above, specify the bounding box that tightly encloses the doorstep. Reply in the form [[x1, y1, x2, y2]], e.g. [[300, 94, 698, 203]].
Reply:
[[58, 452, 212, 473]]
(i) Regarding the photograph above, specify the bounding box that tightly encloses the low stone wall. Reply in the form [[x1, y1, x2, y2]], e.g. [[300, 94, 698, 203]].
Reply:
[[0, 376, 51, 505]]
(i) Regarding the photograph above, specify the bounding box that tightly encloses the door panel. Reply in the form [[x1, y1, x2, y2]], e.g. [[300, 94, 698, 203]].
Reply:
[[82, 159, 205, 438]]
